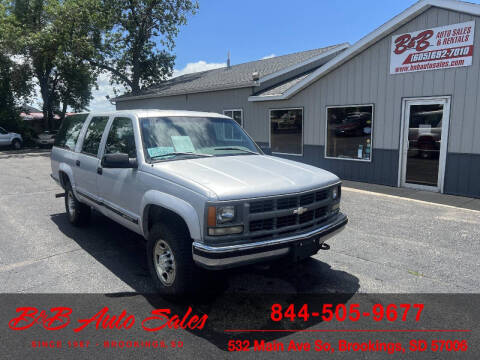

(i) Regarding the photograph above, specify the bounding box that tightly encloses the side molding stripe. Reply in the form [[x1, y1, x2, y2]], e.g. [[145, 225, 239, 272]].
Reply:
[[76, 190, 139, 225]]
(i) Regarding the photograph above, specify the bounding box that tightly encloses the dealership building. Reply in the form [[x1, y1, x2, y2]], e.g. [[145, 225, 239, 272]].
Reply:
[[116, 0, 480, 198]]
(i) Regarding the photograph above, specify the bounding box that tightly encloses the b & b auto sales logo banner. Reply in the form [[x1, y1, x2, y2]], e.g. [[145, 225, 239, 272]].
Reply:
[[1, 294, 479, 359], [390, 21, 475, 74]]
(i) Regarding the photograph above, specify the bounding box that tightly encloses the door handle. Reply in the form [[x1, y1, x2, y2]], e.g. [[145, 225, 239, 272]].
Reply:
[[75, 160, 80, 167], [97, 167, 103, 175]]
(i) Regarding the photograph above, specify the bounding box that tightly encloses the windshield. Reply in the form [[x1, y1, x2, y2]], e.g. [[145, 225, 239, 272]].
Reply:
[[140, 116, 262, 162]]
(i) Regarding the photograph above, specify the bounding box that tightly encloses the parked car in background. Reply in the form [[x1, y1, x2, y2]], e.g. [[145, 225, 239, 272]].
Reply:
[[334, 112, 372, 137], [0, 127, 22, 150], [51, 110, 347, 295], [408, 110, 442, 159], [35, 130, 58, 148]]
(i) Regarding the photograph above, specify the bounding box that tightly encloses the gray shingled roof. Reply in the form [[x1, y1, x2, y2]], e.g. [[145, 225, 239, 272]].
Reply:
[[253, 70, 315, 97], [116, 44, 346, 100]]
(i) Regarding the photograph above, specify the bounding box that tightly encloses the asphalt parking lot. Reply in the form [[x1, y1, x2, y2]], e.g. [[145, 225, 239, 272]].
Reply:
[[0, 153, 479, 294]]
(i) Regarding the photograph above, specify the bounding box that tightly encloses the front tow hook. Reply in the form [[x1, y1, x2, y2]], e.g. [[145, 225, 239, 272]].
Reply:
[[319, 242, 330, 250]]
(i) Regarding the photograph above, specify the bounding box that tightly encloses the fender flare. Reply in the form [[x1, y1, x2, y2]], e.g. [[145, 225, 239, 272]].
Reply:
[[140, 190, 202, 241], [58, 163, 75, 189]]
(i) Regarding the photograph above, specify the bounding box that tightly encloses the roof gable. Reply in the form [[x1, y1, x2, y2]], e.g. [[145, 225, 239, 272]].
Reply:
[[249, 0, 480, 102], [115, 43, 348, 102]]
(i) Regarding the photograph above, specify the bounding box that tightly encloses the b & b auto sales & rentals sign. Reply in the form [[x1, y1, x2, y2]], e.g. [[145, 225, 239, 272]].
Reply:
[[390, 21, 475, 74]]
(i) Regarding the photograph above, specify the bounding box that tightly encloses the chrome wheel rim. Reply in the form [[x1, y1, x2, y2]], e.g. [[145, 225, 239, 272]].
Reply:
[[153, 239, 176, 286], [67, 191, 76, 219]]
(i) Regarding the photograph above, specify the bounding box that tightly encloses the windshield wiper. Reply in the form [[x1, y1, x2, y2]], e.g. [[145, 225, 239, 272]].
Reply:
[[150, 152, 213, 161], [213, 147, 259, 155]]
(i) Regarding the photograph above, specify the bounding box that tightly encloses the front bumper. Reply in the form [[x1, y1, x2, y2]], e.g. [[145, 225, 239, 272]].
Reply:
[[35, 138, 54, 145], [192, 212, 347, 270]]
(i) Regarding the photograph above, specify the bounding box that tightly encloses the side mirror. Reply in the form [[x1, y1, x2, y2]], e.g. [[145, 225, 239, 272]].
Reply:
[[101, 153, 137, 169]]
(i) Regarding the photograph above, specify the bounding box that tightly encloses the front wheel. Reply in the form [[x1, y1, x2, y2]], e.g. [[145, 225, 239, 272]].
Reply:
[[147, 223, 201, 296], [11, 139, 22, 150]]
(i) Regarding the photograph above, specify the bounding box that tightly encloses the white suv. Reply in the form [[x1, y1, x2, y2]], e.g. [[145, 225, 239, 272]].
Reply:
[[51, 110, 347, 295], [0, 127, 22, 149]]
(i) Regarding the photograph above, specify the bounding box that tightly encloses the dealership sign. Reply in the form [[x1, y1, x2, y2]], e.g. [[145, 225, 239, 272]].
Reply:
[[390, 21, 475, 74]]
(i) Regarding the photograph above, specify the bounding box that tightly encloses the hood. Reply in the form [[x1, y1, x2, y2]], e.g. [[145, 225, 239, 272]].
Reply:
[[152, 155, 339, 200]]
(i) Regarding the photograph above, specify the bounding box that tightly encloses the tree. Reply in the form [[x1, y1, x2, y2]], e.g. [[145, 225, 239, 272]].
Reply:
[[0, 3, 31, 133], [87, 0, 198, 95], [56, 58, 97, 119], [0, 0, 198, 129], [0, 0, 100, 129], [0, 53, 32, 132]]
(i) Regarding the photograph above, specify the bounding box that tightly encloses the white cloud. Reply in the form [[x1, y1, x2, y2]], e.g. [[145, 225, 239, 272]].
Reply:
[[90, 60, 226, 111], [29, 60, 227, 112], [261, 54, 276, 59], [172, 60, 226, 78], [30, 72, 122, 113], [89, 72, 122, 112]]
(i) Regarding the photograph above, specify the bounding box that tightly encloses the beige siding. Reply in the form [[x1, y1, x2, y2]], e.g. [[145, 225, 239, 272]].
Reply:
[[116, 87, 263, 137]]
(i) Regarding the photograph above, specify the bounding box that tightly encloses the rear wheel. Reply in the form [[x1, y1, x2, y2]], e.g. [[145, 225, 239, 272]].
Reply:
[[147, 223, 201, 296], [64, 182, 91, 226], [11, 139, 22, 150]]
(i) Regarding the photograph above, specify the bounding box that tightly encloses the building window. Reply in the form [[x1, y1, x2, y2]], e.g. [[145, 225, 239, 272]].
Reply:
[[270, 108, 303, 155], [223, 109, 243, 126], [223, 109, 243, 140], [326, 105, 373, 161]]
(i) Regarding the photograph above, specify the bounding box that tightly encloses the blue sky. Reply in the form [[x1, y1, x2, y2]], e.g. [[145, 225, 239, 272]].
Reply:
[[79, 0, 479, 111], [173, 0, 422, 68]]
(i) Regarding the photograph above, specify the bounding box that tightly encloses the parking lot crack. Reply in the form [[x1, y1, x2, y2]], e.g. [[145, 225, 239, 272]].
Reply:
[[0, 248, 83, 273], [328, 249, 472, 292]]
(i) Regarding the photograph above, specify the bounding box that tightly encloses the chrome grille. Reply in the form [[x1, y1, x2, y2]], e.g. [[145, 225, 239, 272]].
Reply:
[[277, 197, 298, 209], [300, 193, 315, 205], [299, 210, 314, 223], [247, 187, 333, 239], [249, 218, 274, 232], [249, 199, 274, 213]]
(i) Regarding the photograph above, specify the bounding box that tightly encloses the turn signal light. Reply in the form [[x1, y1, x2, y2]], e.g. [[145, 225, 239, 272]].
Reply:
[[207, 206, 216, 227]]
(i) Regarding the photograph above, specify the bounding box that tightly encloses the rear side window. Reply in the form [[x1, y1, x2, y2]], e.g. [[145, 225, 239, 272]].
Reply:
[[105, 117, 136, 158], [54, 114, 89, 150], [81, 116, 109, 157]]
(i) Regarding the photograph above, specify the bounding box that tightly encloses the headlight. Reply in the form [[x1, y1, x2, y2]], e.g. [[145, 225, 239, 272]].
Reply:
[[332, 185, 340, 200], [207, 205, 243, 236], [216, 206, 235, 224]]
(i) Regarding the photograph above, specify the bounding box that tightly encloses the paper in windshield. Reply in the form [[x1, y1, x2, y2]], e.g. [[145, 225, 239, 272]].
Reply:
[[147, 146, 174, 157], [171, 136, 195, 153]]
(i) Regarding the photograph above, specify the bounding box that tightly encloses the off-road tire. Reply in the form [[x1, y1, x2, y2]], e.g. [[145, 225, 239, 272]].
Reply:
[[64, 182, 91, 226]]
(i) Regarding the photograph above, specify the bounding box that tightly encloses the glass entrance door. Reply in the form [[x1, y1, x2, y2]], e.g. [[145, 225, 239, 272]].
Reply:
[[401, 98, 450, 191]]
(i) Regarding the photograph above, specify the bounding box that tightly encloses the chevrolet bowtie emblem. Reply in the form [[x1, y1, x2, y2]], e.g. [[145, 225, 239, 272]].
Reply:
[[293, 206, 308, 215]]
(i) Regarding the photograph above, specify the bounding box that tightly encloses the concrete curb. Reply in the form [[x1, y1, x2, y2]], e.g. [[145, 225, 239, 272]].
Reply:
[[0, 149, 50, 159], [342, 180, 480, 212]]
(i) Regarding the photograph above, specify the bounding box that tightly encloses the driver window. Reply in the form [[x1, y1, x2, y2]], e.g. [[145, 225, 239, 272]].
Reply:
[[105, 117, 136, 158]]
